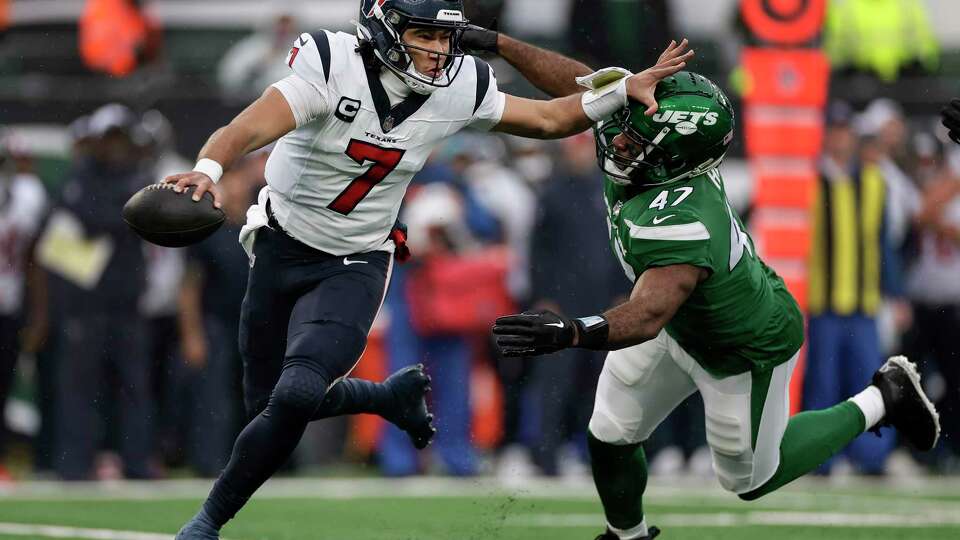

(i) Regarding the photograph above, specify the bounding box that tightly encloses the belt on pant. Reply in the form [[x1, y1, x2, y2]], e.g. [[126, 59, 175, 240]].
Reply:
[[266, 198, 410, 262]]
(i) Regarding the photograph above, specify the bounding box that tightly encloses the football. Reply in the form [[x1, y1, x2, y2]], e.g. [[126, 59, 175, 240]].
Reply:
[[122, 183, 225, 247]]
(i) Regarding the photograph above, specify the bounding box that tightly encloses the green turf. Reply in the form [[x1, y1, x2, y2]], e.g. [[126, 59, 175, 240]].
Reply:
[[0, 479, 957, 540]]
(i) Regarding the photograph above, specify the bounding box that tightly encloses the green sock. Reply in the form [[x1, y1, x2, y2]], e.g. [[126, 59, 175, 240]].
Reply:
[[740, 401, 865, 500], [588, 431, 647, 530]]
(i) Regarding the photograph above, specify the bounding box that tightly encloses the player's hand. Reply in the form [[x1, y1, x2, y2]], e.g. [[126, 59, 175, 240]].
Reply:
[[626, 39, 694, 116], [162, 171, 223, 209], [941, 98, 960, 144], [492, 309, 578, 357], [461, 23, 499, 54]]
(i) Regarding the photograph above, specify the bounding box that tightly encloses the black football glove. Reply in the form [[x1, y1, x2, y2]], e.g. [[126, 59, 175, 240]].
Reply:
[[461, 23, 499, 55], [941, 98, 960, 145], [492, 309, 575, 357]]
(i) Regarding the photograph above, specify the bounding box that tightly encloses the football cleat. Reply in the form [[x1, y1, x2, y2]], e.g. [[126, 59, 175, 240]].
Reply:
[[871, 356, 941, 451], [383, 364, 436, 449], [594, 526, 660, 540], [174, 514, 220, 540]]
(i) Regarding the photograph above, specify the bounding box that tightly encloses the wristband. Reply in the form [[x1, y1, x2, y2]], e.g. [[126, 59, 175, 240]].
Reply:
[[580, 76, 629, 122], [574, 315, 610, 350], [193, 158, 224, 184]]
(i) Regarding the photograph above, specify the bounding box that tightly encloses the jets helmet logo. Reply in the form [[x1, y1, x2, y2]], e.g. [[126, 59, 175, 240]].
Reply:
[[651, 110, 720, 126]]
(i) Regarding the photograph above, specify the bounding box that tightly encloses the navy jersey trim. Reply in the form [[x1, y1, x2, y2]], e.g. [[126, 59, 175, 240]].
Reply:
[[472, 57, 492, 115], [363, 64, 430, 133], [310, 30, 332, 83]]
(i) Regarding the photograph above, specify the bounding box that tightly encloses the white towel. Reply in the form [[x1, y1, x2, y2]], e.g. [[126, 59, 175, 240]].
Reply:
[[239, 186, 271, 265]]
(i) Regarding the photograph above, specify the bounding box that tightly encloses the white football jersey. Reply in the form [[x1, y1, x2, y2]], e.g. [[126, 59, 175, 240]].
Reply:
[[260, 30, 505, 256], [0, 173, 47, 314]]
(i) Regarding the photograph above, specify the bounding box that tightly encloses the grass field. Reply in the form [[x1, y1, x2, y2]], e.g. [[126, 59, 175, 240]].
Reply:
[[0, 476, 958, 540]]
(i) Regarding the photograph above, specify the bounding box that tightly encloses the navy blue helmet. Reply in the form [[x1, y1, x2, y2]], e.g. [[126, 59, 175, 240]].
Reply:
[[357, 0, 469, 93]]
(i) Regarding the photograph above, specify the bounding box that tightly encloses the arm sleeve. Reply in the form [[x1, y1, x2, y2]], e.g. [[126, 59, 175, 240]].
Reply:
[[467, 59, 506, 131]]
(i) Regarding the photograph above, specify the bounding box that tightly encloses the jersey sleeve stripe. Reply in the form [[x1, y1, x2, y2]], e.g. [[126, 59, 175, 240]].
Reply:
[[472, 57, 492, 115], [624, 219, 710, 241], [310, 30, 332, 83]]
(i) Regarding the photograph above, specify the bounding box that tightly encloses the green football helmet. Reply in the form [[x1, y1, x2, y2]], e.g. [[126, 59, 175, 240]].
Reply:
[[594, 71, 735, 187]]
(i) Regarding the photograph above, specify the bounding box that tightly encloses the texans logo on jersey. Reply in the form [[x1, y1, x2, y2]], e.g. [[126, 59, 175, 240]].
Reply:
[[365, 0, 388, 19], [287, 36, 309, 68]]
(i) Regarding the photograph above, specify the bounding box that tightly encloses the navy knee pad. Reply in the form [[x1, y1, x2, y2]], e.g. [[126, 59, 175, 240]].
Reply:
[[265, 365, 330, 421], [243, 386, 271, 421], [284, 320, 368, 382]]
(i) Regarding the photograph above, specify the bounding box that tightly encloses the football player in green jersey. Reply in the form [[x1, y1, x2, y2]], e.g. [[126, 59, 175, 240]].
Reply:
[[478, 33, 941, 540]]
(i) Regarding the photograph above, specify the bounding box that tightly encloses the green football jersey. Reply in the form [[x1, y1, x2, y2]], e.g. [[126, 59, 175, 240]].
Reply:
[[605, 168, 804, 377]]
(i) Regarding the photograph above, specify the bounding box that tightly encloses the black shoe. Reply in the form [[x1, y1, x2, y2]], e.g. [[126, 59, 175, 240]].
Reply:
[[383, 364, 436, 449], [175, 513, 220, 540], [871, 356, 941, 451], [594, 526, 660, 539]]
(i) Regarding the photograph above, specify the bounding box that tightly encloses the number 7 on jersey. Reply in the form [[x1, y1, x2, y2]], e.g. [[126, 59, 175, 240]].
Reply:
[[327, 139, 406, 215]]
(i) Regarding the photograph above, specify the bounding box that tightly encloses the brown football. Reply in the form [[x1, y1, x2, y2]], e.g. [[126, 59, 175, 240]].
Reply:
[[122, 183, 225, 247]]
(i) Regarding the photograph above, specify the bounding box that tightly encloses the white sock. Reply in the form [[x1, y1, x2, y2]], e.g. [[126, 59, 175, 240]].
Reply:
[[608, 519, 648, 539], [849, 385, 885, 430]]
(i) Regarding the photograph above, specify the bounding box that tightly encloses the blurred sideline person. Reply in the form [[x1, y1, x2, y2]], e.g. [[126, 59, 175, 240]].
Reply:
[[178, 158, 261, 476], [0, 133, 48, 481], [526, 132, 626, 476], [52, 104, 154, 480], [380, 140, 517, 477], [824, 0, 938, 83], [384, 181, 482, 476], [79, 0, 162, 77], [904, 136, 960, 467], [475, 28, 941, 539], [218, 12, 300, 103], [924, 98, 960, 464], [854, 99, 920, 247], [805, 102, 905, 475], [164, 0, 693, 536], [139, 109, 189, 468]]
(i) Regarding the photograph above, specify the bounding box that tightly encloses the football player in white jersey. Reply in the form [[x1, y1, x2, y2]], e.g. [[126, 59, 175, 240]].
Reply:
[[166, 1, 692, 537]]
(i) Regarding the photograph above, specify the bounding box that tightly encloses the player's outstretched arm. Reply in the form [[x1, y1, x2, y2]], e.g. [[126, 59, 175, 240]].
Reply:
[[497, 33, 592, 97], [466, 26, 690, 100], [492, 264, 705, 357], [601, 264, 706, 348], [162, 87, 297, 206], [491, 40, 692, 140]]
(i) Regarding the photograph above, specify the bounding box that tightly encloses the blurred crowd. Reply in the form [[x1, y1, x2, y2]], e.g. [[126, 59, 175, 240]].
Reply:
[[2, 93, 960, 483], [0, 0, 958, 484]]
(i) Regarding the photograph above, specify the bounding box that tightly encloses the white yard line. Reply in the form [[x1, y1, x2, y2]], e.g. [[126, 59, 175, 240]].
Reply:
[[1, 476, 957, 501], [0, 477, 957, 517], [507, 510, 960, 529], [0, 522, 172, 540]]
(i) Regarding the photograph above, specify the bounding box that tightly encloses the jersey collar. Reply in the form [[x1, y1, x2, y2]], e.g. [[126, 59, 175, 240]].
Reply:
[[364, 65, 430, 133]]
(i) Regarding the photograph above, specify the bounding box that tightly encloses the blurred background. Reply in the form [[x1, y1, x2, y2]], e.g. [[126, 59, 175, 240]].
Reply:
[[1, 0, 959, 488]]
